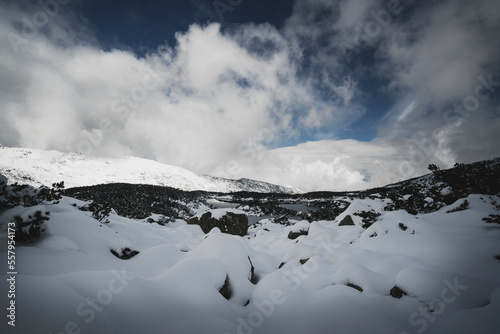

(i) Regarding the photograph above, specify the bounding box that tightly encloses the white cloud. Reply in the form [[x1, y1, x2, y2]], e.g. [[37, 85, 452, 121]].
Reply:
[[0, 0, 499, 192]]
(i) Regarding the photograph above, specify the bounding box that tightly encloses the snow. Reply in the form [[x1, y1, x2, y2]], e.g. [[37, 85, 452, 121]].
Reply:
[[192, 208, 248, 220], [1, 190, 500, 333], [0, 146, 301, 193], [441, 187, 453, 196]]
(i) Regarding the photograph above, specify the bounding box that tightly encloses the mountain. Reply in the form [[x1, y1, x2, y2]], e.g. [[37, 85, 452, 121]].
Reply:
[[62, 157, 500, 223], [0, 146, 301, 194], [1, 157, 500, 334]]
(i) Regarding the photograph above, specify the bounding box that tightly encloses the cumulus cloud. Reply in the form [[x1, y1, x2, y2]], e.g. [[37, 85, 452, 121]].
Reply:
[[0, 0, 499, 192]]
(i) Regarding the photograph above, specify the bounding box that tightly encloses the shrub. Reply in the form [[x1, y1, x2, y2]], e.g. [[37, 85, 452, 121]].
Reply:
[[483, 214, 500, 224], [1, 175, 64, 243], [13, 206, 50, 242], [428, 164, 440, 172], [353, 210, 380, 229], [446, 199, 469, 213], [88, 201, 112, 224]]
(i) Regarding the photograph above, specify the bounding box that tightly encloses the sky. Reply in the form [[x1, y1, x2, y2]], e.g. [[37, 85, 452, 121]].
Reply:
[[0, 0, 499, 192]]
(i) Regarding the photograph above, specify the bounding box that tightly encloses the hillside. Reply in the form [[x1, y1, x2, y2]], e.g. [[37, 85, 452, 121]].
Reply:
[[1, 158, 500, 334], [0, 146, 301, 194]]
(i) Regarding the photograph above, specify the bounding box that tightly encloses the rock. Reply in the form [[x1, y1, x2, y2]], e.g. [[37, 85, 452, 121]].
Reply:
[[248, 256, 259, 284], [218, 275, 232, 300], [300, 258, 310, 265], [188, 210, 248, 236], [0, 174, 7, 187], [346, 283, 363, 292], [390, 285, 407, 298], [339, 215, 355, 226], [288, 229, 308, 239], [110, 247, 139, 260]]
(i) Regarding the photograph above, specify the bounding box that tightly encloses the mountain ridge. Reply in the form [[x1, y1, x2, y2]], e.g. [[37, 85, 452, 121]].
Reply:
[[0, 146, 302, 194]]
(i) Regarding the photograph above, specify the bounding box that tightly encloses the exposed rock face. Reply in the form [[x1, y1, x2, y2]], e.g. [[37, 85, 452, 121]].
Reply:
[[218, 275, 232, 300], [188, 210, 248, 236], [339, 215, 355, 226]]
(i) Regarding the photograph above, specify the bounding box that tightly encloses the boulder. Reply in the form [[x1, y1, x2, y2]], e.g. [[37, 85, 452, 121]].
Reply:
[[188, 209, 248, 236], [339, 215, 355, 226], [0, 174, 7, 187], [390, 285, 407, 298], [288, 229, 308, 239]]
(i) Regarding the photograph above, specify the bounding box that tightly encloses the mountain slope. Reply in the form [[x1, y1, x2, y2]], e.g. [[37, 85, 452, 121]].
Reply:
[[1, 165, 500, 333], [0, 146, 301, 194]]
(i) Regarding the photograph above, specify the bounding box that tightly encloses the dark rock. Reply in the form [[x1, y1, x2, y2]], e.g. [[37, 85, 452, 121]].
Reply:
[[346, 283, 363, 292], [278, 262, 285, 269], [288, 229, 308, 239], [188, 211, 248, 236], [248, 256, 259, 284], [219, 275, 232, 300], [339, 215, 355, 226], [300, 258, 310, 265], [110, 247, 139, 260], [494, 255, 500, 261], [390, 286, 407, 298]]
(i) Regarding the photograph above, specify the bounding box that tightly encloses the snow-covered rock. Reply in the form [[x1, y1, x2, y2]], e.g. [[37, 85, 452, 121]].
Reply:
[[188, 209, 249, 236]]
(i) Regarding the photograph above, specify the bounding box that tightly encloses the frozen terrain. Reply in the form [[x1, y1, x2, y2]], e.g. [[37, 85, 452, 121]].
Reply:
[[0, 146, 301, 194], [1, 161, 500, 333]]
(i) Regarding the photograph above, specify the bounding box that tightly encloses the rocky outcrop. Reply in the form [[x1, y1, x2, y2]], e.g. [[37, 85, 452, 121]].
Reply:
[[339, 215, 355, 226], [188, 210, 248, 236]]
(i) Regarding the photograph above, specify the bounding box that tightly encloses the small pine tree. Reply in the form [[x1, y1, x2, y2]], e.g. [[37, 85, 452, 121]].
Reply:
[[38, 181, 64, 204], [14, 208, 50, 242], [88, 201, 112, 223], [428, 164, 440, 172]]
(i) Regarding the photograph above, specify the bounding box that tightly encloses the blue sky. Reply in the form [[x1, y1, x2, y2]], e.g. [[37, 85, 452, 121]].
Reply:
[[68, 0, 394, 144], [1, 0, 499, 191], [73, 0, 294, 53]]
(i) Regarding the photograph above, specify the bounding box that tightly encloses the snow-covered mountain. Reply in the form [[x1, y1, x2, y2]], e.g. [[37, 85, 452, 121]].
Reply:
[[0, 146, 301, 194], [1, 160, 500, 334]]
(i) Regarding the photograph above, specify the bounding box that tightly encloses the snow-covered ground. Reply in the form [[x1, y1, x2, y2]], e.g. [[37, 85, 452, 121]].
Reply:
[[0, 146, 301, 193], [1, 191, 500, 333]]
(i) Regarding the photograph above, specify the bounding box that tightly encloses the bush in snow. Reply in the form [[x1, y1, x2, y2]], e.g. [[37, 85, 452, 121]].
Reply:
[[13, 206, 50, 242], [0, 177, 64, 210], [110, 247, 139, 260], [446, 200, 469, 213], [353, 210, 380, 229], [38, 181, 64, 203], [482, 214, 500, 224], [88, 201, 112, 224], [1, 175, 64, 242]]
